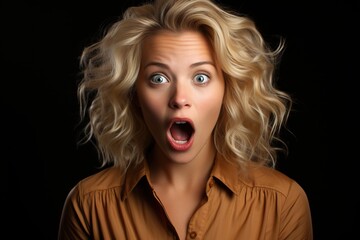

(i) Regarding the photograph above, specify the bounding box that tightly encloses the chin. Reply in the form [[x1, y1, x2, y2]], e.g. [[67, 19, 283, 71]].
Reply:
[[165, 149, 200, 165]]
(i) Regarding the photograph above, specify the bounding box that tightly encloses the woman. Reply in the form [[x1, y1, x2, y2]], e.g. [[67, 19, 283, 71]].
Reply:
[[58, 0, 313, 239]]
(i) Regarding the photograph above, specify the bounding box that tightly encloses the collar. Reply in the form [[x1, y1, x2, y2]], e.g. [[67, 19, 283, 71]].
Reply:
[[121, 154, 241, 200], [121, 160, 148, 200], [210, 153, 240, 195]]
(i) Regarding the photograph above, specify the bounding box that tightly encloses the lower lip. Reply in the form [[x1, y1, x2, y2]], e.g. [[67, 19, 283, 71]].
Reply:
[[167, 134, 194, 151]]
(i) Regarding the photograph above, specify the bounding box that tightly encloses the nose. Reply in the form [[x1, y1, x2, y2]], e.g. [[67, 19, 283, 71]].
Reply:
[[169, 82, 192, 109]]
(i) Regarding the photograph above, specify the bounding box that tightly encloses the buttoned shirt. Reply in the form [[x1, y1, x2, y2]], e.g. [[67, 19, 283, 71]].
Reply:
[[58, 154, 313, 239]]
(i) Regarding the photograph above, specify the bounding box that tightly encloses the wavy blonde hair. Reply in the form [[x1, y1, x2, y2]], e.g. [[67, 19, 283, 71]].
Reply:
[[78, 0, 291, 173]]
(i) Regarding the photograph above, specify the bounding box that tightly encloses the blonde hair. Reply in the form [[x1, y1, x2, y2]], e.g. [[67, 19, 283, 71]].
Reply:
[[78, 0, 291, 173]]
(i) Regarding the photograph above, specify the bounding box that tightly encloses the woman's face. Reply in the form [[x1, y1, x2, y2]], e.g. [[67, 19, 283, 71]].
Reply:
[[136, 30, 225, 164]]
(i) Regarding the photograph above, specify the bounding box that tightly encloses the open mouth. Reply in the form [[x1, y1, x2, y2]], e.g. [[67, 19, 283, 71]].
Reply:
[[170, 121, 193, 143], [168, 119, 194, 151]]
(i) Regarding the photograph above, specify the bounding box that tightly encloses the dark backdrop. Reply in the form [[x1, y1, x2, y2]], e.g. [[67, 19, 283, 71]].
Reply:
[[3, 0, 358, 239]]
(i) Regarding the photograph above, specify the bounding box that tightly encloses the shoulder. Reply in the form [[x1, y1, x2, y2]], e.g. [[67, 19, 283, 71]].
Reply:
[[236, 164, 313, 238], [238, 164, 306, 198], [73, 166, 123, 197]]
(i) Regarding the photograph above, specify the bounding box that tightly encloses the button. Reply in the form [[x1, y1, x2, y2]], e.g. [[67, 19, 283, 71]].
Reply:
[[189, 231, 197, 239]]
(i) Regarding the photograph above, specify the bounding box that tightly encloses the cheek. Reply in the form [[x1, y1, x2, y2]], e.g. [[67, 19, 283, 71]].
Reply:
[[209, 98, 223, 122], [138, 92, 164, 124], [200, 91, 224, 127]]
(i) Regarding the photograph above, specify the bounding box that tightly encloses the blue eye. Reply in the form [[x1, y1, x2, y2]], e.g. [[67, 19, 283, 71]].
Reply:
[[194, 74, 209, 84], [150, 74, 168, 84]]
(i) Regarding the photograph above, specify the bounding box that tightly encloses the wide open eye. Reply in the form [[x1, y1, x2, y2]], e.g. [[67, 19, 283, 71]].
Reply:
[[150, 74, 168, 84], [193, 74, 209, 85]]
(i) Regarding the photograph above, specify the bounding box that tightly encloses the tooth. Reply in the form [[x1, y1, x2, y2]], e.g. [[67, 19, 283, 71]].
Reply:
[[171, 134, 188, 144]]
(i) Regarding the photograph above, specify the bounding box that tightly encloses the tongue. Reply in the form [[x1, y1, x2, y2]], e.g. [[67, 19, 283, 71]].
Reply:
[[170, 123, 191, 141]]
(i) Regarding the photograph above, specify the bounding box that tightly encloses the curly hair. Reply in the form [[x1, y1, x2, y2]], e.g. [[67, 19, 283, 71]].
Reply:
[[78, 0, 291, 173]]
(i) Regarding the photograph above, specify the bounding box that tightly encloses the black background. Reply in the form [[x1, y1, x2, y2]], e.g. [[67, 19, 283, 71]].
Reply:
[[2, 0, 358, 239]]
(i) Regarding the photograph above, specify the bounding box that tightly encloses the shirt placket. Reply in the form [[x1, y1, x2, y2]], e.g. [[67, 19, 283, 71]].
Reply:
[[185, 177, 214, 240]]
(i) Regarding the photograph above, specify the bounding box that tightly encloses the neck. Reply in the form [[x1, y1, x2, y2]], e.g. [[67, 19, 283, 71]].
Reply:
[[148, 143, 216, 190]]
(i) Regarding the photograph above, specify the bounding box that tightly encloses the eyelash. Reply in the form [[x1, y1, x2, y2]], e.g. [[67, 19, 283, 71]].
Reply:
[[149, 73, 210, 85]]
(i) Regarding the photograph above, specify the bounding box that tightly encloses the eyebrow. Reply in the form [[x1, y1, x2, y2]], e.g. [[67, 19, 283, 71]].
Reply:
[[190, 61, 215, 68], [143, 61, 215, 69]]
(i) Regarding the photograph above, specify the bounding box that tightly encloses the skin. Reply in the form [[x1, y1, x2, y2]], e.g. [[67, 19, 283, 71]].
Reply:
[[135, 30, 225, 239]]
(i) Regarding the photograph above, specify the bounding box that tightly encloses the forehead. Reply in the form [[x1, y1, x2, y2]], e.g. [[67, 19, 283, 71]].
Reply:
[[141, 30, 216, 62]]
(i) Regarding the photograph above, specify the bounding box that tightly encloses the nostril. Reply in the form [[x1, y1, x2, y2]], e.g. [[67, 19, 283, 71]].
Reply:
[[169, 100, 179, 109], [169, 97, 191, 109]]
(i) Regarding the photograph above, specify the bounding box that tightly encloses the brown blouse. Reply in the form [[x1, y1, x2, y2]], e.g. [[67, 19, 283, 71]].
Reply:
[[58, 155, 313, 239]]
